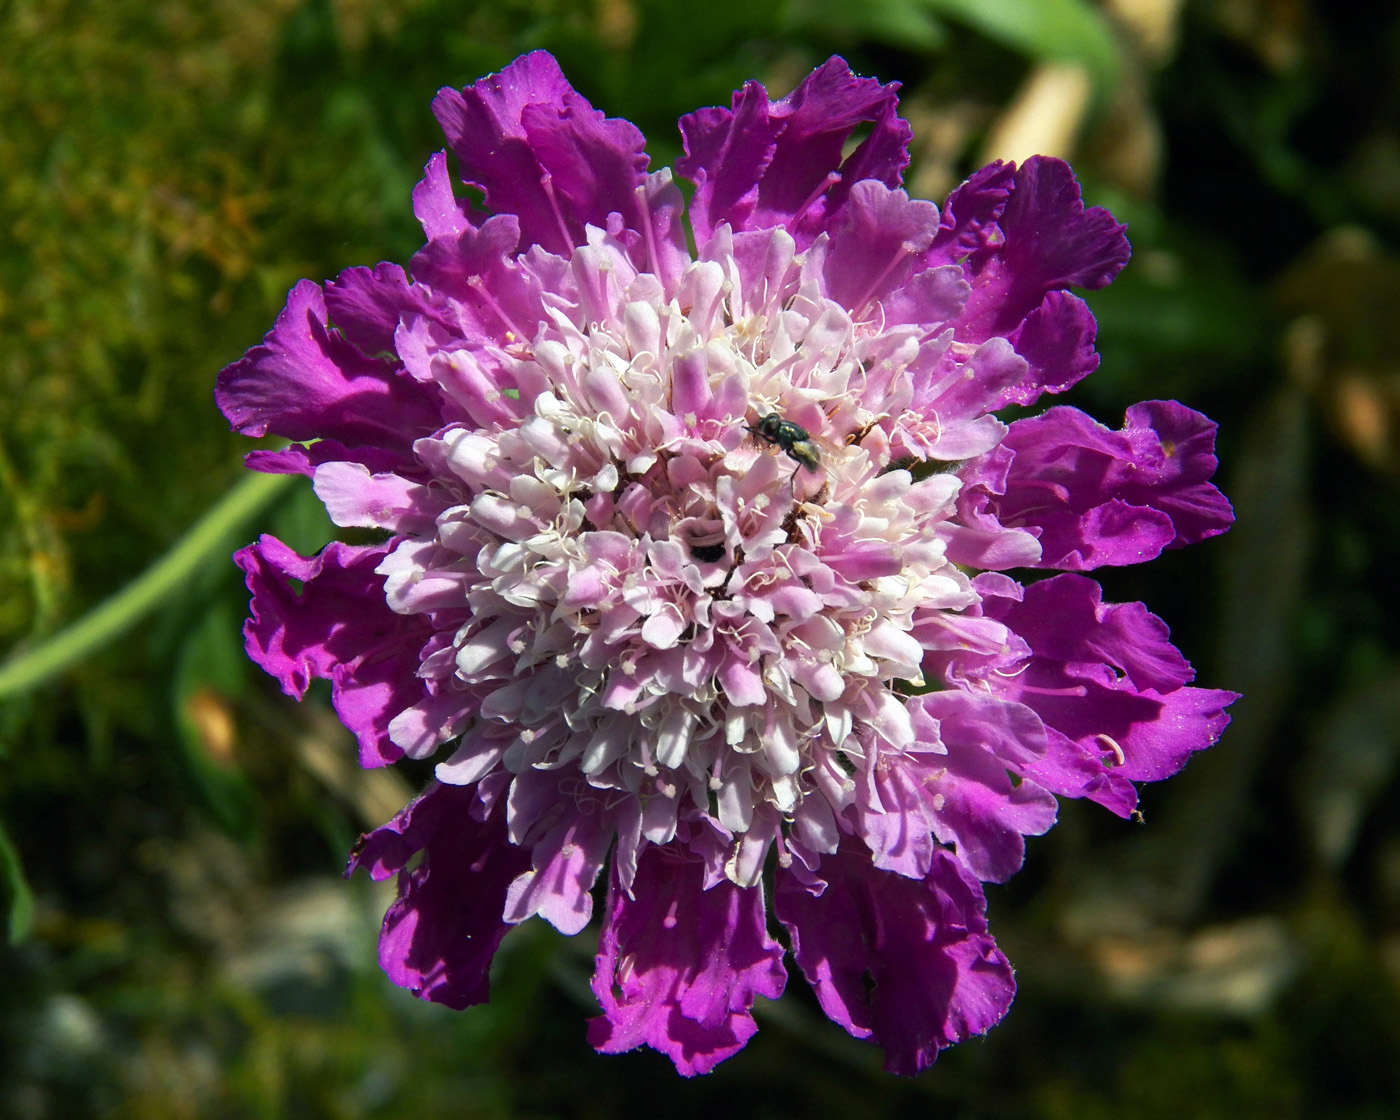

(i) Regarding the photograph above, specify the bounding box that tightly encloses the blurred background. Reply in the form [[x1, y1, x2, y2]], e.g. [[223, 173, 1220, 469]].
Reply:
[[3, 0, 1399, 1116]]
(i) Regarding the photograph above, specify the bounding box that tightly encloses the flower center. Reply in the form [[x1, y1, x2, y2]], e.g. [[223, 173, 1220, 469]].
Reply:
[[380, 228, 974, 857]]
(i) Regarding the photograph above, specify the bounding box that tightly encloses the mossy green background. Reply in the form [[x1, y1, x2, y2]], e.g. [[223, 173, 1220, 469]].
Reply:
[[3, 0, 1400, 1116]]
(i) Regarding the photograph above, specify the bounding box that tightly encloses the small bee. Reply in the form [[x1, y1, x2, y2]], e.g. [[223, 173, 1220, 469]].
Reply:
[[748, 413, 822, 473]]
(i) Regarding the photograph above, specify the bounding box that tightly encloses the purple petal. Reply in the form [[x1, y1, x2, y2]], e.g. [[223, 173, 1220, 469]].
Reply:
[[347, 783, 530, 1009], [928, 161, 1015, 263], [857, 693, 1056, 884], [411, 149, 477, 240], [236, 536, 388, 696], [393, 316, 531, 430], [407, 212, 524, 314], [855, 753, 938, 880], [216, 280, 445, 464], [999, 289, 1101, 406], [1123, 400, 1237, 546], [979, 574, 1238, 814], [676, 82, 777, 246], [1002, 156, 1131, 289], [243, 439, 410, 479], [502, 810, 613, 935], [635, 169, 691, 292], [312, 462, 447, 535], [432, 51, 648, 256], [880, 263, 970, 330], [776, 844, 1015, 1076], [678, 57, 908, 244], [824, 94, 912, 213], [236, 535, 431, 767], [913, 693, 1058, 882], [587, 845, 787, 1076], [1001, 574, 1192, 694], [323, 262, 450, 359], [1021, 726, 1139, 817], [957, 156, 1130, 338], [823, 181, 941, 313], [959, 403, 1234, 571], [912, 336, 1027, 427]]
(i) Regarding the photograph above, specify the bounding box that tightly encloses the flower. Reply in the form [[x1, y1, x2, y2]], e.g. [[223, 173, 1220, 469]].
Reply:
[[217, 51, 1238, 1076]]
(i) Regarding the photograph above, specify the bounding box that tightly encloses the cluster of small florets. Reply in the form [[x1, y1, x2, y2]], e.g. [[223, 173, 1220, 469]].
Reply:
[[219, 51, 1236, 1076]]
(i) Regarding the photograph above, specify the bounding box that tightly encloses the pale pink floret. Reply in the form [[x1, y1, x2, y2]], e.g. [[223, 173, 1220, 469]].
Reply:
[[342, 222, 1008, 904]]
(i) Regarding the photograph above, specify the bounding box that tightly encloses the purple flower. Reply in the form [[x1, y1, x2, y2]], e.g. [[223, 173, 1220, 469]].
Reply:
[[218, 52, 1237, 1075]]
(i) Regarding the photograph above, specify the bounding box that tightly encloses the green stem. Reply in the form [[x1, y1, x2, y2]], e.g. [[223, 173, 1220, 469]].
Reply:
[[0, 471, 295, 698]]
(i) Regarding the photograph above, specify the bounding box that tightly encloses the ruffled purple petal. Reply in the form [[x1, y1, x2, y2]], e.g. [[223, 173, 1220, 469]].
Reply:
[[406, 212, 524, 321], [959, 403, 1234, 570], [432, 51, 649, 256], [236, 536, 387, 696], [880, 263, 970, 330], [776, 844, 1015, 1076], [587, 845, 787, 1076], [914, 693, 1059, 883], [411, 148, 478, 240], [998, 289, 1101, 406], [676, 82, 776, 247], [678, 57, 908, 244], [823, 181, 941, 314], [347, 783, 529, 1009], [1123, 400, 1237, 546], [928, 161, 1015, 264], [216, 280, 446, 467], [323, 261, 451, 359], [976, 574, 1238, 815], [502, 806, 613, 935], [855, 693, 1055, 884], [956, 156, 1130, 339], [236, 535, 431, 767]]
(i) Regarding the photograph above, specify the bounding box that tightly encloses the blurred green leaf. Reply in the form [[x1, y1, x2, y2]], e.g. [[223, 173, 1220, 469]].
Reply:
[[789, 0, 950, 52], [1297, 667, 1400, 868], [0, 814, 34, 944], [0, 471, 294, 699], [268, 474, 338, 557], [172, 602, 257, 837], [925, 0, 1121, 89]]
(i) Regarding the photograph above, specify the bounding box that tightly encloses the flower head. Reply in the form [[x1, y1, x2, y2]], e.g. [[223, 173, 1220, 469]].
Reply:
[[218, 52, 1237, 1076]]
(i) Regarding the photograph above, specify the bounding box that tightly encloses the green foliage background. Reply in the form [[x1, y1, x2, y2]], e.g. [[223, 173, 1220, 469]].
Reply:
[[3, 0, 1400, 1115]]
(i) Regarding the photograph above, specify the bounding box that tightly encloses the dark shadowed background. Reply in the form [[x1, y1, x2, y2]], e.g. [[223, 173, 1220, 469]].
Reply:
[[3, 0, 1399, 1116]]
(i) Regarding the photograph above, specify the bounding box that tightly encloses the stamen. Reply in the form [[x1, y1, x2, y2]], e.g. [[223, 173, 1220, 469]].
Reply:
[[851, 240, 918, 314], [773, 830, 793, 869], [788, 171, 842, 231], [1017, 683, 1090, 698], [634, 182, 661, 278], [1096, 733, 1126, 766], [467, 274, 531, 340], [576, 257, 615, 323], [700, 278, 731, 337], [538, 170, 576, 250]]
